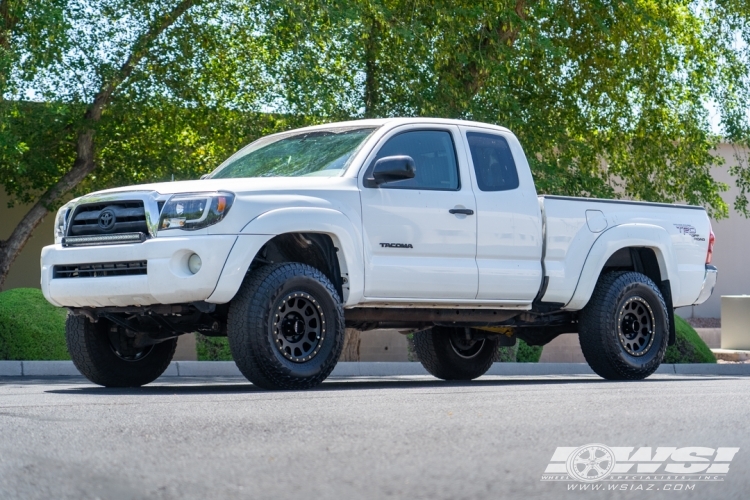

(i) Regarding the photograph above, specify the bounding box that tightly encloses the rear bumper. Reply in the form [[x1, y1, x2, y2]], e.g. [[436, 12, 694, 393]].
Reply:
[[41, 235, 237, 307], [693, 265, 717, 305]]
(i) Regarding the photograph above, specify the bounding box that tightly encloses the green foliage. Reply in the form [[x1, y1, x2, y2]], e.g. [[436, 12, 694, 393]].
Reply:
[[196, 334, 232, 361], [263, 0, 750, 218], [516, 338, 542, 363], [494, 338, 543, 362], [664, 315, 717, 364], [495, 344, 517, 362], [0, 288, 69, 360], [2, 1, 750, 217], [0, 100, 313, 206]]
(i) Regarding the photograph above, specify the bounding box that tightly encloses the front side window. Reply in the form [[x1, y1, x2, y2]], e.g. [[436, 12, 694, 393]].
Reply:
[[466, 132, 519, 192], [369, 130, 460, 190], [210, 127, 376, 179]]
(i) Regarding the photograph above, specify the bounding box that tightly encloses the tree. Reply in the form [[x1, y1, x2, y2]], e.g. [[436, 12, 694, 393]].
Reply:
[[0, 0, 285, 287], [2, 0, 750, 288], [263, 0, 750, 215]]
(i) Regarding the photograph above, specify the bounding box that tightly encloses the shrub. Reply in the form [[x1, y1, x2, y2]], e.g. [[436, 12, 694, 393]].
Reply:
[[664, 315, 716, 364], [495, 344, 517, 362], [516, 338, 543, 362], [0, 288, 70, 360], [196, 334, 233, 361]]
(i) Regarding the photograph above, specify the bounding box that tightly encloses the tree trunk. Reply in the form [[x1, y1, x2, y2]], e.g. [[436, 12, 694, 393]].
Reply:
[[340, 328, 361, 361], [0, 0, 198, 288], [362, 9, 383, 118]]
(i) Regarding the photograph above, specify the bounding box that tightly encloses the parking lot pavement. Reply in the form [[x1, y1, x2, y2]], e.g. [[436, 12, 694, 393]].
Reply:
[[1, 374, 749, 500]]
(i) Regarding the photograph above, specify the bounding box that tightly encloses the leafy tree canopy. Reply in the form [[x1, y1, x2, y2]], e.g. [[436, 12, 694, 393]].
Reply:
[[1, 0, 750, 284]]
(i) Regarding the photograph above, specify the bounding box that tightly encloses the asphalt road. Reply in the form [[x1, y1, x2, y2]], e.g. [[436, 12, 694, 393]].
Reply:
[[0, 374, 749, 500]]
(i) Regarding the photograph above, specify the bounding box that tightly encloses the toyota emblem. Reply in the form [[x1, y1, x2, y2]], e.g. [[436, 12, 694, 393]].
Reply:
[[98, 209, 116, 230]]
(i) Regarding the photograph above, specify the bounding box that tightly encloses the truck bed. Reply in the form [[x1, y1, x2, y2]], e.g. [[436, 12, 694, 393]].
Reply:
[[539, 195, 711, 310]]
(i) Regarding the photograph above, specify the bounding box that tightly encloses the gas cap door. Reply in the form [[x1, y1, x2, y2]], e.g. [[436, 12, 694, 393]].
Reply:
[[586, 209, 608, 233]]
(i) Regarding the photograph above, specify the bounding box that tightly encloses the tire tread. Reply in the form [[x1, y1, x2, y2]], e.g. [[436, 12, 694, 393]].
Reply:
[[227, 263, 344, 390], [578, 271, 668, 380]]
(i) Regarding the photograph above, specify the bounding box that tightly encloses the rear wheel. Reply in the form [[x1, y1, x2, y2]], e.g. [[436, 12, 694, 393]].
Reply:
[[227, 263, 345, 390], [578, 271, 668, 380], [413, 327, 499, 380], [65, 315, 177, 387]]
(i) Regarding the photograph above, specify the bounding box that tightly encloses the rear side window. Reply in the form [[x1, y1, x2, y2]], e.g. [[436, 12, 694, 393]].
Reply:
[[370, 130, 459, 190], [467, 132, 519, 192]]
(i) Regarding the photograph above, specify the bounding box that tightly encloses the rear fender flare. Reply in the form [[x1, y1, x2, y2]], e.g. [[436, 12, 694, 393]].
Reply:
[[564, 224, 677, 310]]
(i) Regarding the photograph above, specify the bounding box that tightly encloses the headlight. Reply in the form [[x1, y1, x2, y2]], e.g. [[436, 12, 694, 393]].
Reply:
[[54, 200, 77, 244], [159, 192, 235, 231]]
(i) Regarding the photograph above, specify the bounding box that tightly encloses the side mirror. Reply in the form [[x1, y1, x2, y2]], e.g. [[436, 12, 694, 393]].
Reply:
[[366, 155, 416, 187]]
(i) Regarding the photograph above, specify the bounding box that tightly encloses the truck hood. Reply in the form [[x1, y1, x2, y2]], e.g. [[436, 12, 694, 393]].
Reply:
[[87, 176, 357, 197]]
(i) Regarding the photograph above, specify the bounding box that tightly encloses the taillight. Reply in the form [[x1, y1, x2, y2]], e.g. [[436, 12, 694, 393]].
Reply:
[[706, 227, 715, 265]]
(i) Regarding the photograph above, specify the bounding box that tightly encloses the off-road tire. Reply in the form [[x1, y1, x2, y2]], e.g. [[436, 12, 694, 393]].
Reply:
[[65, 314, 177, 387], [578, 271, 669, 380], [414, 327, 499, 380], [227, 263, 345, 390]]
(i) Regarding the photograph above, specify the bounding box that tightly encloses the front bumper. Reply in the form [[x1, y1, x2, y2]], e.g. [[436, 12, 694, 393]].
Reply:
[[41, 235, 237, 307], [693, 264, 718, 305]]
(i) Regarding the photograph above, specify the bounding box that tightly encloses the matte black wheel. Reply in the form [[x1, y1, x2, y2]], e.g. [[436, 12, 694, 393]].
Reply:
[[65, 315, 177, 387], [227, 263, 345, 390], [413, 327, 499, 380], [578, 271, 669, 380]]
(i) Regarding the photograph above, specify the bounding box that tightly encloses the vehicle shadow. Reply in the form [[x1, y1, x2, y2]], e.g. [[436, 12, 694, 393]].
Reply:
[[36, 374, 729, 397]]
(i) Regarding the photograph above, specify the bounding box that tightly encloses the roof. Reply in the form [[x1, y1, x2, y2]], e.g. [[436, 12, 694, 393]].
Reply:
[[288, 117, 513, 134]]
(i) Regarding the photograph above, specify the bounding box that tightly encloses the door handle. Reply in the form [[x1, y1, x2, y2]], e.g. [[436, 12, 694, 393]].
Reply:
[[449, 208, 474, 215]]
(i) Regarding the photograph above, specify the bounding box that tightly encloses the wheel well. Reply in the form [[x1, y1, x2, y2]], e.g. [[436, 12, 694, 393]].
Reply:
[[250, 233, 344, 300], [603, 247, 662, 285], [602, 246, 676, 346]]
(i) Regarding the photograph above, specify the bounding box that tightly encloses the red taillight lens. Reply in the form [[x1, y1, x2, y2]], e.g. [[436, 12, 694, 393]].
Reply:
[[706, 228, 715, 265]]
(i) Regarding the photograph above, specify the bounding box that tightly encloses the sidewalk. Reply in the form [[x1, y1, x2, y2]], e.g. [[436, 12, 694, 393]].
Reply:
[[2, 360, 750, 378]]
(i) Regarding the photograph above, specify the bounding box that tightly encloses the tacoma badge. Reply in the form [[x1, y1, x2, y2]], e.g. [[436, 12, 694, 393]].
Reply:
[[380, 243, 413, 248]]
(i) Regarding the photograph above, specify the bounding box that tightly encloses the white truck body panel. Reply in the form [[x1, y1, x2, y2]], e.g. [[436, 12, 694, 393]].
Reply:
[[358, 123, 479, 299], [40, 117, 716, 313], [540, 197, 711, 308], [458, 125, 543, 301]]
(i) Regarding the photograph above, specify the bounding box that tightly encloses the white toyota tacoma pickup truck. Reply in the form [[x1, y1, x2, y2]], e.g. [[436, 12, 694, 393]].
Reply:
[[41, 118, 717, 389]]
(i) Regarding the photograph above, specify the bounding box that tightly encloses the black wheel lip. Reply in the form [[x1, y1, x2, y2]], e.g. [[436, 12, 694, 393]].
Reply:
[[617, 295, 656, 357], [271, 291, 326, 364]]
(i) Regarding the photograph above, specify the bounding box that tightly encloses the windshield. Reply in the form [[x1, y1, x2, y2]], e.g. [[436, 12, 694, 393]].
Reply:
[[209, 126, 377, 179]]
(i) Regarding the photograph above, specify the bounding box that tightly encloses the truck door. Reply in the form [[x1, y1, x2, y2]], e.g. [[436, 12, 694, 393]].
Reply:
[[459, 126, 543, 301], [359, 125, 478, 299]]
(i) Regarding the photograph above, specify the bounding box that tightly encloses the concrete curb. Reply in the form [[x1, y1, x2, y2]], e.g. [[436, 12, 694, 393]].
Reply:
[[1, 361, 750, 378]]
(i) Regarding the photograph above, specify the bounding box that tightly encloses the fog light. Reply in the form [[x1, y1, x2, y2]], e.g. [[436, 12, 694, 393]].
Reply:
[[188, 253, 202, 274]]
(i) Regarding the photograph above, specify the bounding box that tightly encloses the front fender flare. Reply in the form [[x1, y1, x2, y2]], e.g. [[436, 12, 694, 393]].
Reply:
[[207, 207, 364, 306]]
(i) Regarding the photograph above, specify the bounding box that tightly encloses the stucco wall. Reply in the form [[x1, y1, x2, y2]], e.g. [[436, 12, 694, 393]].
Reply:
[[677, 143, 750, 319], [0, 192, 55, 291]]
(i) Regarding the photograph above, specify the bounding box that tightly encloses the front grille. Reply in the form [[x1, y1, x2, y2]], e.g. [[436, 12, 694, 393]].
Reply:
[[68, 201, 148, 237], [53, 261, 148, 279]]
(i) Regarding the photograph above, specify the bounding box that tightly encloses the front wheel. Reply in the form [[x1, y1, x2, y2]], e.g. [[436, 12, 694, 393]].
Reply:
[[227, 263, 345, 390], [413, 327, 499, 380], [578, 271, 669, 380], [66, 315, 177, 387]]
